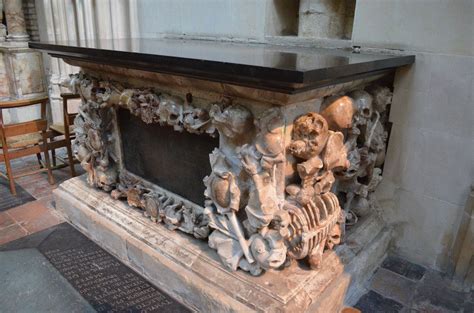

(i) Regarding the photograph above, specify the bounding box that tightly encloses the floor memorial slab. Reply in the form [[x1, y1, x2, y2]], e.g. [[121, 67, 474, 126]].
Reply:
[[0, 248, 95, 313], [0, 223, 191, 313]]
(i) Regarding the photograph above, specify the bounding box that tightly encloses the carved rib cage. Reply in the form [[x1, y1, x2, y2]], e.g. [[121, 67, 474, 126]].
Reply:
[[286, 192, 341, 260]]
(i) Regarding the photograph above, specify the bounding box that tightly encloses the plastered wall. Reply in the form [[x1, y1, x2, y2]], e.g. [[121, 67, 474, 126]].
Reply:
[[353, 0, 474, 271]]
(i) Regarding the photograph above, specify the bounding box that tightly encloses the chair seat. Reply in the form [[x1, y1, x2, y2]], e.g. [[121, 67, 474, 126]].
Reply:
[[50, 123, 75, 135], [0, 132, 43, 149]]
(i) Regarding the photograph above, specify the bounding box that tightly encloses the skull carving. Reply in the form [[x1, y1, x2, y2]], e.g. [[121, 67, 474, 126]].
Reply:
[[350, 90, 374, 121], [158, 95, 184, 131], [183, 107, 211, 134], [288, 113, 329, 160]]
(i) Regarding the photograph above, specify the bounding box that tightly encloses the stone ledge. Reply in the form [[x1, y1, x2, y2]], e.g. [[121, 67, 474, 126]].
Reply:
[[53, 175, 390, 312]]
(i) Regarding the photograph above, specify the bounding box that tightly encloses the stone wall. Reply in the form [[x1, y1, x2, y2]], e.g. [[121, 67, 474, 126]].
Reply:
[[23, 0, 40, 41], [352, 0, 474, 272]]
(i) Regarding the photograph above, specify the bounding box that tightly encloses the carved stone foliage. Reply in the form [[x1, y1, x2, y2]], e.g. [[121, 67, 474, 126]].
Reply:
[[321, 86, 392, 225], [111, 174, 210, 239], [72, 75, 119, 192]]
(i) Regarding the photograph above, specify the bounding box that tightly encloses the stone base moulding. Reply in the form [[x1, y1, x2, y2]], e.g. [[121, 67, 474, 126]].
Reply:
[[54, 176, 391, 312]]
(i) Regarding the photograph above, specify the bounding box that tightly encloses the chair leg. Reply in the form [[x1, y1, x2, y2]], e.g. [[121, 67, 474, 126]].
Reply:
[[51, 149, 57, 167], [42, 132, 55, 185], [3, 154, 16, 196], [65, 140, 76, 177], [36, 153, 43, 168]]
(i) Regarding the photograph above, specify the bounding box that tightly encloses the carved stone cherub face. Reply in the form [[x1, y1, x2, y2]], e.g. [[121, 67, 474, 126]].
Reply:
[[289, 113, 329, 160], [210, 104, 253, 139], [250, 232, 287, 270]]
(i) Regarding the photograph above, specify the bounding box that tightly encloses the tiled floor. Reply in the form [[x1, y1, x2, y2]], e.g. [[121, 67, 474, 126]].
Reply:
[[0, 151, 82, 246], [355, 255, 473, 313]]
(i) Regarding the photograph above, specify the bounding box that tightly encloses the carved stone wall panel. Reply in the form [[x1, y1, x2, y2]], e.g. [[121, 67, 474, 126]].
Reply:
[[68, 71, 392, 276]]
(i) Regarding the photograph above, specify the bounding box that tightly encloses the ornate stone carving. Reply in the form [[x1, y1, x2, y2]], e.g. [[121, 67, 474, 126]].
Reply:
[[69, 72, 363, 276], [204, 105, 287, 275], [321, 86, 392, 225], [72, 75, 119, 192], [69, 73, 212, 239], [285, 113, 348, 269], [205, 107, 348, 274]]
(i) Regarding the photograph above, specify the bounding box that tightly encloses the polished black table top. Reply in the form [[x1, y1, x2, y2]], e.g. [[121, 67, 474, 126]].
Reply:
[[30, 38, 414, 94]]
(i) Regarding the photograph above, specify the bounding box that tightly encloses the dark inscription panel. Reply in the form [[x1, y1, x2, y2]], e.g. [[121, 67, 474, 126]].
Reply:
[[43, 244, 189, 312], [118, 109, 218, 205]]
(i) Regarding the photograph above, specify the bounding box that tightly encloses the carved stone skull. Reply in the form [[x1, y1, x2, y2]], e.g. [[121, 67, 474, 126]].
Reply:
[[350, 90, 374, 121], [157, 95, 183, 130], [288, 113, 329, 160]]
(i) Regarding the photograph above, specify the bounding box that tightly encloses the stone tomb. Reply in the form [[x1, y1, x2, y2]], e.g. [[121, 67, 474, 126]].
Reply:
[[31, 38, 414, 312]]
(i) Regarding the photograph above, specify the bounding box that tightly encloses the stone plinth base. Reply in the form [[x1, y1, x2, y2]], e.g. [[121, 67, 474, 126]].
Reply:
[[0, 42, 46, 100], [53, 176, 391, 312]]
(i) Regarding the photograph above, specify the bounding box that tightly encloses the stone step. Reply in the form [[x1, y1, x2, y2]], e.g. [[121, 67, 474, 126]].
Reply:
[[53, 175, 391, 312]]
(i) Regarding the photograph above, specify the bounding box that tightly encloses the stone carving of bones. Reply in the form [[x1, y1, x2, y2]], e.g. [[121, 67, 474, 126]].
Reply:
[[285, 112, 349, 269], [321, 87, 392, 222]]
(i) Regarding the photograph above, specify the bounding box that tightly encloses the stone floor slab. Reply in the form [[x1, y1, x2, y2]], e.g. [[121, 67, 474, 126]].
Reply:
[[354, 290, 404, 313], [0, 248, 95, 313], [0, 211, 15, 229], [38, 223, 191, 313], [0, 177, 36, 211], [0, 224, 58, 251], [370, 268, 416, 305], [412, 270, 468, 312], [0, 223, 28, 245], [381, 255, 426, 281]]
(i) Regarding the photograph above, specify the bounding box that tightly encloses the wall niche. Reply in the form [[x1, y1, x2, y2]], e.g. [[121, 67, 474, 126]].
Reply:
[[298, 0, 356, 40]]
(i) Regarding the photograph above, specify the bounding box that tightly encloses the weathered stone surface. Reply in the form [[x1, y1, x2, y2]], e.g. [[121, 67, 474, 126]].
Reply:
[[67, 72, 371, 276], [4, 0, 29, 41]]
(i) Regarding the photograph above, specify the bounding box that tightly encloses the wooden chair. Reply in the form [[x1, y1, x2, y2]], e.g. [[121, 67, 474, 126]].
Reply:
[[48, 93, 80, 177], [0, 96, 55, 195]]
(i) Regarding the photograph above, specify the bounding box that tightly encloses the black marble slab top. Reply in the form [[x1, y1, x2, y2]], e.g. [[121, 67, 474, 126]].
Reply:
[[30, 38, 414, 94]]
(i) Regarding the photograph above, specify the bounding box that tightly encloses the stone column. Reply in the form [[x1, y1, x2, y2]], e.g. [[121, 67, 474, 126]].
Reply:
[[0, 0, 6, 41], [4, 0, 30, 41]]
